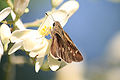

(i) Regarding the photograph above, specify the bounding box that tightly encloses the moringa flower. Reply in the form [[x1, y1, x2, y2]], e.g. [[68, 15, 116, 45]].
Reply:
[[8, 28, 50, 72], [0, 7, 11, 61], [8, 10, 68, 72], [0, 24, 11, 61], [0, 7, 12, 61], [8, 0, 80, 72], [8, 29, 49, 54], [37, 0, 80, 71]]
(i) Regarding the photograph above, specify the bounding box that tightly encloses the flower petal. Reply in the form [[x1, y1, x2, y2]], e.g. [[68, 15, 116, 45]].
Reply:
[[29, 47, 47, 58], [0, 24, 11, 44], [59, 0, 79, 17], [29, 51, 38, 58], [50, 10, 69, 27], [38, 10, 68, 34], [0, 39, 3, 61], [28, 38, 49, 57], [29, 40, 49, 58], [48, 53, 67, 71], [0, 7, 11, 22], [8, 41, 23, 55], [23, 37, 47, 51], [35, 57, 44, 72], [48, 54, 61, 71], [11, 10, 25, 30], [10, 29, 40, 43]]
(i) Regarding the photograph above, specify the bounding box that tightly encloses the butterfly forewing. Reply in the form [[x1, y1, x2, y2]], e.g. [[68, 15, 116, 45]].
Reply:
[[50, 21, 83, 63]]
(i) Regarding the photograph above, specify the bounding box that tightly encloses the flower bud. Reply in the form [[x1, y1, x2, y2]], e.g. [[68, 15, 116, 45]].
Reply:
[[13, 0, 30, 17], [51, 0, 63, 8]]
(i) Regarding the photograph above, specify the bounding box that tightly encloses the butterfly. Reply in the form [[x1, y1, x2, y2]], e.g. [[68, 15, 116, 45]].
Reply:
[[50, 21, 83, 63]]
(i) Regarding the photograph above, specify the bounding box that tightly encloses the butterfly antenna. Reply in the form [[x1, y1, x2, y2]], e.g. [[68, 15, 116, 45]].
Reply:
[[45, 13, 55, 22]]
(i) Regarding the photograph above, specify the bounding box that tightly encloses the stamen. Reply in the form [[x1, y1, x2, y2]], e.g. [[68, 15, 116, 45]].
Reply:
[[39, 26, 52, 36]]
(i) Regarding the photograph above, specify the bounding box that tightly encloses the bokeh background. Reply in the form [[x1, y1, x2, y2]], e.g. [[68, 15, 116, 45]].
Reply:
[[0, 0, 120, 80]]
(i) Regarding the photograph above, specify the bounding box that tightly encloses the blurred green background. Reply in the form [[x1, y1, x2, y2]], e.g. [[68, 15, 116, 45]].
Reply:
[[0, 0, 120, 80]]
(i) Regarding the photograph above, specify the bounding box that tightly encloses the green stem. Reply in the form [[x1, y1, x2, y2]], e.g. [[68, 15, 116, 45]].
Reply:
[[6, 0, 13, 9]]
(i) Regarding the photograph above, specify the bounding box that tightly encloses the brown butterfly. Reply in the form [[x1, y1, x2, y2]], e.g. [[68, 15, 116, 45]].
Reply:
[[50, 21, 83, 63]]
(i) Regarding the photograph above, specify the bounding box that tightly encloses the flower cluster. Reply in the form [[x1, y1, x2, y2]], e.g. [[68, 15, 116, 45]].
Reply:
[[0, 0, 79, 72]]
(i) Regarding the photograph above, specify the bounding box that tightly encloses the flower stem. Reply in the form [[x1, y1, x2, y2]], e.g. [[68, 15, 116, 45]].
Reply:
[[6, 0, 13, 9]]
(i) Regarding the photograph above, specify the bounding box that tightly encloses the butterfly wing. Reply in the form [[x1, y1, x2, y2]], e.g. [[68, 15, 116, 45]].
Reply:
[[63, 32, 83, 62], [50, 32, 83, 63]]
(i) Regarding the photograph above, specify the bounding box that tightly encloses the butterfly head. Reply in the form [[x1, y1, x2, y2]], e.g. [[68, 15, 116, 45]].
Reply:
[[53, 21, 62, 30]]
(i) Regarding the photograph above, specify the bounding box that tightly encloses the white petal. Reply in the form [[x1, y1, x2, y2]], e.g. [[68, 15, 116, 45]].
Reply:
[[29, 51, 38, 57], [35, 57, 44, 72], [0, 7, 11, 22], [29, 38, 49, 58], [23, 37, 46, 51], [10, 29, 40, 43], [48, 54, 61, 71], [15, 19, 25, 30], [59, 0, 79, 17], [50, 65, 59, 71], [29, 48, 47, 58], [28, 38, 49, 57], [0, 24, 11, 44], [11, 10, 25, 30], [8, 41, 23, 55], [50, 10, 69, 27], [0, 39, 3, 61], [38, 10, 68, 33]]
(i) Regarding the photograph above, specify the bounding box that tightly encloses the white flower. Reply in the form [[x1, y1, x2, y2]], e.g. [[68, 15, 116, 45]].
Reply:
[[0, 7, 25, 30], [0, 24, 11, 61], [37, 0, 80, 71], [9, 29, 49, 54], [9, 0, 80, 72], [8, 29, 50, 72], [0, 7, 11, 61], [0, 24, 11, 51]]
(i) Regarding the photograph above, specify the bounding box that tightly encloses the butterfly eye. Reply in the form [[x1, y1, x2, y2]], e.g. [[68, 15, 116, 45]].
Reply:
[[53, 22, 55, 26], [58, 59, 61, 61]]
